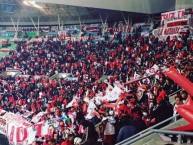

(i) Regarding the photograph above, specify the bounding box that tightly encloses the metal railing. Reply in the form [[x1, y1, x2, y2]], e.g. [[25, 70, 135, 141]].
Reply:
[[153, 129, 193, 144], [116, 89, 183, 145], [116, 114, 180, 145], [168, 89, 182, 98], [119, 128, 193, 145]]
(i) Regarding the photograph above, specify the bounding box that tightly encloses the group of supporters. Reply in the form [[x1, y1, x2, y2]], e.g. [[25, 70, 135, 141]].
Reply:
[[0, 28, 193, 145]]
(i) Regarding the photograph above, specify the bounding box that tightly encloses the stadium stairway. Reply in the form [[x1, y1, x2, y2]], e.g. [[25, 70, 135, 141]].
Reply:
[[129, 118, 190, 145]]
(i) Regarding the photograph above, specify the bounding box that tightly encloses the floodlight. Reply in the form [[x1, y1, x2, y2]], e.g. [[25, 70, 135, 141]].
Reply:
[[23, 1, 31, 6], [23, 1, 42, 9]]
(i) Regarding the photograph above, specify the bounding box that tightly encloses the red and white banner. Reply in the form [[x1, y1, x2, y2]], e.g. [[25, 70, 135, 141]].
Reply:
[[146, 64, 159, 74], [161, 9, 186, 23], [6, 121, 50, 145], [0, 111, 31, 144], [0, 109, 56, 145], [85, 24, 100, 32], [152, 25, 191, 40], [166, 19, 188, 27], [2, 112, 31, 127], [65, 36, 101, 41], [107, 26, 132, 32], [0, 117, 6, 135], [125, 65, 159, 85], [6, 67, 21, 72], [31, 112, 46, 123], [104, 86, 122, 102], [6, 26, 49, 32]]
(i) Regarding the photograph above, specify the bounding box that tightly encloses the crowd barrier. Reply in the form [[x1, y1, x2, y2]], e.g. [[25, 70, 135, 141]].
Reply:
[[116, 114, 180, 145], [116, 89, 183, 145]]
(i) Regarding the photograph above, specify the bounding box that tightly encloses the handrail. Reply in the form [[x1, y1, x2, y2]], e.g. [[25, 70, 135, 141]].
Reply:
[[118, 128, 193, 145], [168, 89, 182, 98], [152, 129, 193, 144], [120, 130, 154, 145], [116, 114, 179, 145], [152, 129, 193, 136], [116, 89, 182, 145]]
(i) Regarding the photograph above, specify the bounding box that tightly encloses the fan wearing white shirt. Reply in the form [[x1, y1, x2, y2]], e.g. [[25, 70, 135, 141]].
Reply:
[[103, 110, 116, 145], [173, 95, 183, 122]]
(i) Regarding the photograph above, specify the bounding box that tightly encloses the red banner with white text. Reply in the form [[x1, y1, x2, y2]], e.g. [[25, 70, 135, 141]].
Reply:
[[0, 109, 56, 145]]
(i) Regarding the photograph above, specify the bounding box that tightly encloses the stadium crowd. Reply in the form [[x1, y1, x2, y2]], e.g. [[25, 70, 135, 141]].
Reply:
[[0, 29, 193, 145]]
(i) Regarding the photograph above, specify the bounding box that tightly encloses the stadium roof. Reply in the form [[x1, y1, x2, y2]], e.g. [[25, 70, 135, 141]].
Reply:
[[33, 0, 175, 14], [0, 0, 176, 26], [0, 0, 100, 25]]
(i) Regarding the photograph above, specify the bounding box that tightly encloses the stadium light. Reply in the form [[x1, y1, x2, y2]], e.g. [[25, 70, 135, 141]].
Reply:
[[23, 1, 31, 6], [29, 1, 42, 9], [23, 1, 42, 9]]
